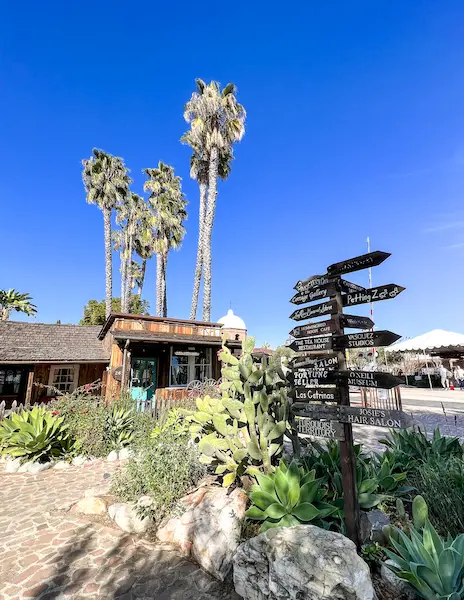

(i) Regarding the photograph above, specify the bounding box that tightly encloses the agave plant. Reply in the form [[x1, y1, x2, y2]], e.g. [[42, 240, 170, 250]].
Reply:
[[0, 406, 74, 462], [106, 407, 135, 449], [245, 460, 339, 533], [385, 519, 464, 600], [371, 454, 414, 496]]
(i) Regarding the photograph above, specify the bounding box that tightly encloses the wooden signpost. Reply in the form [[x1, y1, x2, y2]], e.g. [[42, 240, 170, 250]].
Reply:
[[288, 249, 408, 548]]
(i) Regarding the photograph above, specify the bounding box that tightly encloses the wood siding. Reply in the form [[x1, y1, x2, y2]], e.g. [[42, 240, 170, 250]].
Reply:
[[112, 317, 223, 339]]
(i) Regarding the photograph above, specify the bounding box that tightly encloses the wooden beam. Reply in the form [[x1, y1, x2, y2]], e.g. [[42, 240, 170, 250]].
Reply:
[[25, 370, 34, 407]]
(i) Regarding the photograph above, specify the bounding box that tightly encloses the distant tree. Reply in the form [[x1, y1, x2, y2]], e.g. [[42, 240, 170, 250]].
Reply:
[[143, 162, 187, 317], [261, 342, 272, 349], [82, 149, 132, 319], [0, 289, 37, 321], [79, 297, 150, 325], [183, 79, 246, 320]]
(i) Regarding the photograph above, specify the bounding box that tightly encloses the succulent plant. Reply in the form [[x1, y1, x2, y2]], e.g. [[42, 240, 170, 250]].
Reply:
[[245, 460, 339, 533], [385, 519, 464, 600], [106, 407, 135, 450], [0, 406, 74, 462], [185, 336, 290, 486]]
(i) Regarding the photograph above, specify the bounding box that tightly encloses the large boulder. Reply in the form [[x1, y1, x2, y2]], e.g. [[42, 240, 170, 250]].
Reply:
[[157, 485, 247, 581], [380, 564, 416, 600], [233, 525, 374, 600], [73, 496, 108, 516], [108, 503, 153, 534]]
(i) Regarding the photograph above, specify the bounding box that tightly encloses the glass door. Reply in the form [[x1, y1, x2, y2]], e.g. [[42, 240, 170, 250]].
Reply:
[[130, 358, 156, 409]]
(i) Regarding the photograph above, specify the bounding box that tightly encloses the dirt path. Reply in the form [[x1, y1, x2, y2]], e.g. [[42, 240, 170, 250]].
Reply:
[[0, 460, 238, 600]]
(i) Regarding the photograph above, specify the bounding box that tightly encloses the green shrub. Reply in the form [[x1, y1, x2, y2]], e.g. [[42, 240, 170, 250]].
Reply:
[[185, 336, 290, 487], [105, 407, 134, 450], [110, 430, 206, 523], [385, 518, 464, 599], [151, 408, 190, 441], [246, 460, 339, 533], [370, 453, 414, 497], [408, 456, 464, 538], [0, 406, 74, 462]]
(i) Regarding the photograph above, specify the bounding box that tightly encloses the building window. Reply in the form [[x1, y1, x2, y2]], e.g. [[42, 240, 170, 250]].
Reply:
[[170, 346, 211, 386], [0, 368, 23, 395], [48, 365, 80, 394]]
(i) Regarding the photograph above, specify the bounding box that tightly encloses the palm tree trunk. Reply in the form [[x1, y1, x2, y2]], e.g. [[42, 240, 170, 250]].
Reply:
[[156, 253, 163, 317], [1, 308, 10, 321], [190, 182, 207, 320], [138, 258, 147, 296], [162, 254, 168, 317], [103, 207, 113, 319], [120, 237, 127, 312], [202, 146, 219, 322], [125, 233, 133, 312]]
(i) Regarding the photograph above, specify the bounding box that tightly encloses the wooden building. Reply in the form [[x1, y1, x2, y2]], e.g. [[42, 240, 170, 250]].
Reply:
[[0, 310, 247, 407], [0, 322, 109, 406], [99, 312, 246, 403]]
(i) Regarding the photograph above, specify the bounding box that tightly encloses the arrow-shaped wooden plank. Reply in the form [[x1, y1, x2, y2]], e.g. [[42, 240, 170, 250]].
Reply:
[[342, 284, 405, 307], [289, 335, 333, 353], [296, 418, 345, 440], [290, 286, 334, 305], [341, 370, 403, 389], [327, 250, 391, 276], [294, 274, 329, 293], [290, 299, 337, 321], [289, 368, 338, 387], [340, 314, 374, 330], [333, 330, 401, 350], [292, 277, 364, 299], [289, 353, 339, 370], [290, 386, 340, 402], [292, 404, 413, 429], [290, 319, 339, 338]]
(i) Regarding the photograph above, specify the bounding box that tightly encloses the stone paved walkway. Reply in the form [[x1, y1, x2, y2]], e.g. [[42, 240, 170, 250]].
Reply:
[[0, 460, 238, 600]]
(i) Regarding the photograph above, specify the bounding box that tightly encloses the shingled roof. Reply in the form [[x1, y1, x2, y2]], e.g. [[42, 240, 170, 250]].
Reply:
[[0, 321, 110, 363]]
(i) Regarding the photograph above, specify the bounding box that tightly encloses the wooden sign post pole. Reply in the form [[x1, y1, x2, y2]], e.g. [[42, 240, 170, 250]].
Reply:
[[333, 279, 360, 548]]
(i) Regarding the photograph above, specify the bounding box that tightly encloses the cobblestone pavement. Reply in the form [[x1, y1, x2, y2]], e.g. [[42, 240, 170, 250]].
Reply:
[[0, 460, 238, 600]]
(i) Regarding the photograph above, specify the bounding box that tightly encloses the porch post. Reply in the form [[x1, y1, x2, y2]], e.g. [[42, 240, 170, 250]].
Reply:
[[25, 370, 34, 407]]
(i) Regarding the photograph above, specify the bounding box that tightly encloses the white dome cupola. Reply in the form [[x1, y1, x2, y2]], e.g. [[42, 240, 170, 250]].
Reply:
[[218, 309, 247, 342]]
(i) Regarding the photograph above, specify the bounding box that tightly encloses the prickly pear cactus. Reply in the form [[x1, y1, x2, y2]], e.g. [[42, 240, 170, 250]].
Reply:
[[186, 336, 290, 487]]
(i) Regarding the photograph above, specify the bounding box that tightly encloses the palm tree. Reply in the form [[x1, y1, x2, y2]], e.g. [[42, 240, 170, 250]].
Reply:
[[183, 80, 246, 321], [82, 149, 132, 319], [181, 132, 233, 320], [143, 162, 187, 317], [0, 289, 37, 321]]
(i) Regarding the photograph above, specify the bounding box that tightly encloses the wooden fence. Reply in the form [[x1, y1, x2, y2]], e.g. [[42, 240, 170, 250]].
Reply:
[[359, 386, 402, 411], [0, 399, 43, 421]]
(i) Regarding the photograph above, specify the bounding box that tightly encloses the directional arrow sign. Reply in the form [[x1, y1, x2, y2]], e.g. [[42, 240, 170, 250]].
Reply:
[[327, 250, 391, 276], [339, 280, 366, 293], [290, 368, 338, 387], [291, 286, 334, 305], [290, 299, 337, 321], [340, 314, 374, 330], [292, 404, 413, 430], [290, 319, 338, 338], [289, 354, 339, 370], [333, 330, 401, 350], [294, 274, 329, 293], [340, 370, 403, 389], [296, 418, 345, 441], [291, 387, 340, 402], [289, 335, 333, 353], [343, 284, 405, 307]]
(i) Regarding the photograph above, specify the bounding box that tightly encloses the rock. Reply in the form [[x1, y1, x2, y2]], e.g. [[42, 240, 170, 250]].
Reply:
[[137, 495, 154, 508], [5, 458, 22, 473], [380, 564, 416, 600], [233, 525, 374, 600], [367, 510, 390, 544], [359, 511, 373, 544], [53, 461, 70, 470], [28, 462, 52, 474], [73, 496, 108, 516], [118, 447, 133, 460], [18, 461, 32, 473], [72, 455, 88, 467], [107, 450, 119, 462], [157, 486, 247, 581], [84, 483, 111, 498], [108, 503, 152, 534]]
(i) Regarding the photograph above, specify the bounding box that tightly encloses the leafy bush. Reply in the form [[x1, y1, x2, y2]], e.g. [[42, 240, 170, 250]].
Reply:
[[185, 336, 290, 486], [246, 460, 339, 533], [49, 394, 150, 457], [0, 406, 74, 462], [110, 430, 206, 523], [408, 456, 464, 538], [380, 427, 463, 467], [151, 408, 190, 441], [385, 518, 464, 599]]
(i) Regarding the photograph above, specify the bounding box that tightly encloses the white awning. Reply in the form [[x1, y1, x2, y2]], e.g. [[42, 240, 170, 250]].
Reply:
[[385, 329, 464, 353]]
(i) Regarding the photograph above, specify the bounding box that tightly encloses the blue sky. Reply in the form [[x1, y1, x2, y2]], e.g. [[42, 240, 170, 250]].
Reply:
[[1, 0, 463, 347]]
